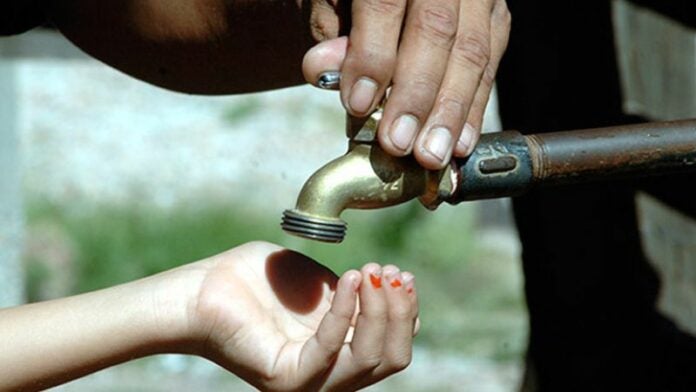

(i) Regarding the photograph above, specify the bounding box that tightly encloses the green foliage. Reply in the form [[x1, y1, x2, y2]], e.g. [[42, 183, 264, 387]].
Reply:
[[26, 199, 283, 293], [221, 97, 263, 126], [24, 198, 526, 359]]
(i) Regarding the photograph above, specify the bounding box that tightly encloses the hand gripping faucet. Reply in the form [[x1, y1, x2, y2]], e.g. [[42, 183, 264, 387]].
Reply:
[[282, 109, 696, 243]]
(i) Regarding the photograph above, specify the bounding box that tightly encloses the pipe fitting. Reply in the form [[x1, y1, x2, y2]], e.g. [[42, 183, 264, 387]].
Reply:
[[282, 111, 696, 243], [281, 109, 455, 243]]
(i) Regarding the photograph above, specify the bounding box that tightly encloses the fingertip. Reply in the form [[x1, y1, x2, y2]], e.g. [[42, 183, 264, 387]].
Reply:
[[414, 127, 455, 170], [402, 272, 416, 295], [453, 123, 479, 157], [361, 263, 383, 290], [378, 113, 419, 156], [414, 147, 451, 170], [342, 269, 362, 292], [382, 264, 400, 275], [345, 77, 379, 116], [382, 265, 403, 289], [302, 37, 349, 86], [401, 271, 415, 284], [361, 262, 382, 275]]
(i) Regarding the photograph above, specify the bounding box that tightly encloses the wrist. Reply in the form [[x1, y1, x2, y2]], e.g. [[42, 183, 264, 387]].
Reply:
[[144, 261, 212, 355]]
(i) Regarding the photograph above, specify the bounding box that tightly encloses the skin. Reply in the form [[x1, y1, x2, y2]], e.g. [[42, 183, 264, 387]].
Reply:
[[40, 0, 511, 169], [0, 241, 419, 391], [2, 1, 506, 387]]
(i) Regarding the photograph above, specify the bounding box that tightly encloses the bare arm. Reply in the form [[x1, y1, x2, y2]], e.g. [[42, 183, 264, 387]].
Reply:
[[42, 0, 339, 94], [0, 242, 419, 391], [0, 264, 201, 390], [41, 0, 511, 168]]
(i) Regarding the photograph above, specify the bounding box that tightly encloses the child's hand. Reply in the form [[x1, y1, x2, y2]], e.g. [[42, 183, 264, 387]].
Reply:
[[178, 241, 420, 391], [0, 241, 418, 391]]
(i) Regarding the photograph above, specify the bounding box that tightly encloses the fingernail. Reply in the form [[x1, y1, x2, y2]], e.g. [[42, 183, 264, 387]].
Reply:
[[349, 77, 378, 115], [369, 272, 382, 289], [382, 266, 401, 288], [402, 274, 415, 293], [347, 272, 361, 292], [457, 123, 475, 153], [389, 115, 419, 152], [423, 127, 453, 163], [457, 123, 477, 155], [317, 71, 341, 90]]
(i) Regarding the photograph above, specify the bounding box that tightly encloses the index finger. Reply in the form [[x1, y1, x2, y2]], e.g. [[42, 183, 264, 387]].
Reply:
[[340, 0, 407, 117]]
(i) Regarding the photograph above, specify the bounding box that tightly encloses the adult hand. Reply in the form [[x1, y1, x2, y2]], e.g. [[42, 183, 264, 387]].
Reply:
[[303, 0, 511, 170], [186, 241, 419, 391]]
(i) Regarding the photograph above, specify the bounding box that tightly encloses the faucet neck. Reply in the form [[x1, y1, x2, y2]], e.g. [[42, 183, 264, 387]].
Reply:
[[346, 111, 381, 145]]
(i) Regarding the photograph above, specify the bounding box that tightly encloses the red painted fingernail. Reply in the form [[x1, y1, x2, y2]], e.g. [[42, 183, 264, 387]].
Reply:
[[369, 273, 382, 289], [390, 279, 402, 288]]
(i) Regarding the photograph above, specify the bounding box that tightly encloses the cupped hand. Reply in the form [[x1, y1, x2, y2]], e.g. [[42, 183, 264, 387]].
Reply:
[[302, 0, 511, 170], [189, 241, 419, 392]]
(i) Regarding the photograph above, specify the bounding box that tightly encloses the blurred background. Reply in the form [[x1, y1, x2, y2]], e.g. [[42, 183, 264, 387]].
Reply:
[[1, 1, 695, 391], [0, 22, 526, 392]]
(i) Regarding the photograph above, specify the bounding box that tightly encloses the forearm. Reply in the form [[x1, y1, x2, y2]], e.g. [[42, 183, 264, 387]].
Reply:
[[42, 0, 343, 94], [0, 268, 202, 391]]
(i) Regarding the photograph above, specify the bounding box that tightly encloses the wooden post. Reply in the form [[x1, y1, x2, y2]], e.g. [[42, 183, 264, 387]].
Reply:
[[614, 1, 696, 334], [613, 0, 696, 120]]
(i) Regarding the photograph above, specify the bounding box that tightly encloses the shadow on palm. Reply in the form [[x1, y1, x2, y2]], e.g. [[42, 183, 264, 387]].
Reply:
[[265, 249, 338, 315]]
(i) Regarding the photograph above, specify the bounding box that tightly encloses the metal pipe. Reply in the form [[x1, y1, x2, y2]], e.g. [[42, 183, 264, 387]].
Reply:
[[282, 112, 696, 243], [449, 119, 696, 202]]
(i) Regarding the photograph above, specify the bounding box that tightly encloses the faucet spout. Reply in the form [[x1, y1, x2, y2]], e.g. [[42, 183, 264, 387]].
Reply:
[[282, 111, 696, 244], [281, 110, 451, 243]]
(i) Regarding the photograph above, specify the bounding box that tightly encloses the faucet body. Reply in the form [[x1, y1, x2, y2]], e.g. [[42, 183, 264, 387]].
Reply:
[[282, 111, 696, 243], [281, 110, 448, 242]]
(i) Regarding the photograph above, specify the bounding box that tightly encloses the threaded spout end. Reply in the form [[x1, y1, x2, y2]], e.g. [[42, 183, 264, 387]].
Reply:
[[281, 210, 347, 243]]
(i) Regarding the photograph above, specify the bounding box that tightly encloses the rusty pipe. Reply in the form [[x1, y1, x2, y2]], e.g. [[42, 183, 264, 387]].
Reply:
[[282, 113, 696, 243], [450, 119, 696, 202]]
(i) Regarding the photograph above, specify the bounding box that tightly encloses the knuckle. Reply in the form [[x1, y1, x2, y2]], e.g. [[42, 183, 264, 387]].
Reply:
[[348, 46, 396, 80], [407, 74, 441, 97], [391, 75, 441, 117], [452, 31, 491, 71], [492, 0, 512, 39], [480, 64, 497, 89], [389, 303, 413, 321], [354, 354, 382, 370], [362, 0, 404, 15], [330, 305, 354, 322], [413, 5, 458, 46], [494, 0, 512, 26], [389, 354, 413, 371], [361, 309, 388, 325], [438, 92, 470, 116], [309, 14, 338, 42]]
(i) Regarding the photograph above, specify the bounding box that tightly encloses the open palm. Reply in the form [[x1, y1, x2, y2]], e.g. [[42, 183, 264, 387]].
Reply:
[[192, 241, 418, 392]]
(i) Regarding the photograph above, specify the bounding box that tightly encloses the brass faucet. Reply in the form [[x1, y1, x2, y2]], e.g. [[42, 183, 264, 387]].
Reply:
[[282, 106, 696, 243], [281, 108, 457, 243]]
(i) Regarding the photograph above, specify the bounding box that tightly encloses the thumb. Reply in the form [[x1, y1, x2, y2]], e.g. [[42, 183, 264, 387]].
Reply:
[[302, 36, 349, 88]]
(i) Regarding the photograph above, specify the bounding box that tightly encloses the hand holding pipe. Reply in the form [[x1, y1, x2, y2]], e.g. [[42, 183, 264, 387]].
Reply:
[[282, 108, 696, 243]]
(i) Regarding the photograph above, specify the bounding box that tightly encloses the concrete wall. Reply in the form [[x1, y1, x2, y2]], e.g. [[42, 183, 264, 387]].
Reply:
[[0, 56, 25, 307]]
